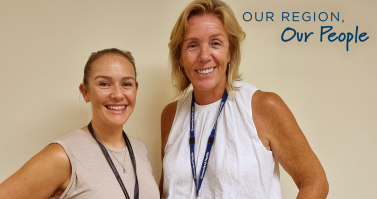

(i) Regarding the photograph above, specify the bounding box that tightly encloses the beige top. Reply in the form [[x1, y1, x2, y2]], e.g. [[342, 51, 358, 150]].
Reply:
[[52, 129, 159, 199]]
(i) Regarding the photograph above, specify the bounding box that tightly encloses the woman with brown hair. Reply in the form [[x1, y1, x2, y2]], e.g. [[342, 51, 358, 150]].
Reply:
[[0, 48, 159, 199], [160, 0, 329, 198]]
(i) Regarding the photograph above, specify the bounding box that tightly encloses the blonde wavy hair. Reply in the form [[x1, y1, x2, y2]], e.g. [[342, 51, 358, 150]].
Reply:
[[169, 0, 246, 97]]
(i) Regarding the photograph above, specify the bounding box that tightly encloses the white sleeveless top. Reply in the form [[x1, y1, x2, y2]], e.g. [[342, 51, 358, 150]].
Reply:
[[162, 81, 281, 199]]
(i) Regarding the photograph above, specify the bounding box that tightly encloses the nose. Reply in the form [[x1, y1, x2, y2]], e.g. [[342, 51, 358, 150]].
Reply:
[[198, 44, 211, 63], [111, 85, 124, 100]]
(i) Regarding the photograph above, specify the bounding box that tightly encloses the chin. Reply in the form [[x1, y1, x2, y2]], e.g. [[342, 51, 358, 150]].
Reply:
[[193, 79, 221, 91], [107, 117, 129, 127]]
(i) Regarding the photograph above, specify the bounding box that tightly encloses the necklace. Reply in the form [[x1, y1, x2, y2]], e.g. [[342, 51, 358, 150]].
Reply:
[[104, 144, 127, 173], [98, 138, 127, 173], [88, 122, 139, 199]]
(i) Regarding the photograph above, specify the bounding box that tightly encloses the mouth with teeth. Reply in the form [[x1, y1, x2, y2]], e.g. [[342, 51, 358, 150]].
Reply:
[[106, 105, 126, 111], [196, 67, 216, 74]]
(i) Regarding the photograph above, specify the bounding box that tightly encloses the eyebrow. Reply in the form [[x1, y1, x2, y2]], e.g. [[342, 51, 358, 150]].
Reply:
[[94, 75, 136, 81], [183, 33, 225, 42]]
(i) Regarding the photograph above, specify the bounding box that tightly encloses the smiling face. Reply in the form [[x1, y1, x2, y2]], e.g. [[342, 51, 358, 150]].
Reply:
[[80, 54, 138, 129], [179, 14, 231, 94]]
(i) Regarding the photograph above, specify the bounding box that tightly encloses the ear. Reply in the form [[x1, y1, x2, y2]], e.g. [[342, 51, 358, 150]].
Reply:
[[79, 83, 90, 103], [135, 81, 139, 91]]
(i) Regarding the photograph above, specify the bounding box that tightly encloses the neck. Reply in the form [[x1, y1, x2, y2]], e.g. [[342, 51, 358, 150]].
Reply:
[[193, 80, 226, 105], [84, 118, 125, 148]]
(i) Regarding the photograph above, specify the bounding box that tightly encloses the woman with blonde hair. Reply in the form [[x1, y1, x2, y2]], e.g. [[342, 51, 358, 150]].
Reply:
[[160, 0, 329, 198]]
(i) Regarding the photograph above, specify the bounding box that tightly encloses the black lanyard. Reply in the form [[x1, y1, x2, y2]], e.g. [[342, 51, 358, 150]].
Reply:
[[189, 90, 228, 196], [88, 122, 139, 199]]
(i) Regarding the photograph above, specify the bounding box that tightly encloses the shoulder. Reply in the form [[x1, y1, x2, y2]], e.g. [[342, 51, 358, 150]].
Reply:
[[128, 136, 151, 162], [161, 101, 178, 132], [252, 90, 289, 116], [127, 135, 144, 145], [53, 129, 96, 156], [48, 130, 86, 170], [44, 143, 71, 160], [252, 91, 297, 138], [161, 100, 178, 137], [128, 136, 149, 152], [252, 91, 329, 196], [42, 143, 72, 177], [31, 143, 71, 191], [161, 101, 178, 153], [0, 143, 71, 198], [40, 143, 72, 174], [230, 81, 258, 101], [161, 101, 178, 121], [56, 129, 90, 145], [235, 81, 258, 90]]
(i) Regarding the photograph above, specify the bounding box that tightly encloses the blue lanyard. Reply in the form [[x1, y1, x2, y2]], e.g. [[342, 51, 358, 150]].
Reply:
[[189, 90, 228, 196]]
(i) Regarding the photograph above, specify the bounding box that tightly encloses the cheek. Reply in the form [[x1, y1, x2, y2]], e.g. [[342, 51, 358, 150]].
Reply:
[[184, 50, 192, 56], [182, 50, 196, 64], [219, 50, 230, 65], [125, 89, 137, 104], [91, 90, 111, 103]]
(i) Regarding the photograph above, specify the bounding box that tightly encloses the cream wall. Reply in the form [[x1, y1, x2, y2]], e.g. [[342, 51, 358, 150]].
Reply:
[[0, 0, 376, 198]]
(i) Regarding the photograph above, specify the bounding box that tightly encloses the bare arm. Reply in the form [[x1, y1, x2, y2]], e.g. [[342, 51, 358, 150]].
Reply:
[[0, 144, 71, 199], [252, 91, 329, 199], [159, 101, 177, 196]]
